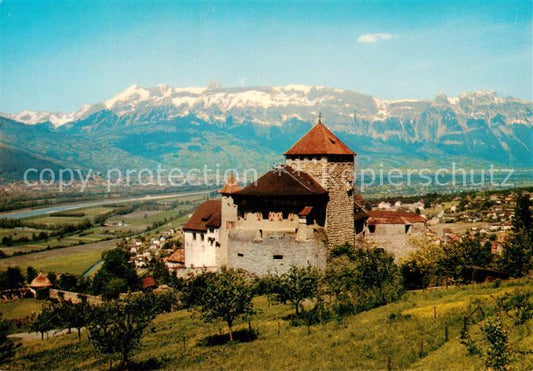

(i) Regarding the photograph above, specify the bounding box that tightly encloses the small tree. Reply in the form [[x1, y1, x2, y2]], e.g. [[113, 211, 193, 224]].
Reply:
[[26, 266, 38, 284], [499, 230, 532, 277], [269, 265, 321, 316], [92, 248, 139, 297], [0, 267, 25, 290], [0, 315, 16, 365], [512, 193, 532, 234], [196, 268, 254, 341], [57, 273, 79, 291], [56, 300, 91, 339], [327, 246, 403, 315], [481, 317, 509, 371], [87, 295, 156, 368], [30, 304, 59, 339]]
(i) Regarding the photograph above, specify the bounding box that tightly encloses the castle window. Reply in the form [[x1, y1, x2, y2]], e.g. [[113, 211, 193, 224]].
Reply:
[[192, 232, 197, 240], [273, 255, 283, 260], [237, 253, 244, 257], [369, 225, 376, 233], [405, 225, 411, 234]]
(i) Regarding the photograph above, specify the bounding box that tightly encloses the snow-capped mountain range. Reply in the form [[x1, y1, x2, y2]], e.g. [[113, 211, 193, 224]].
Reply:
[[5, 83, 531, 129], [1, 84, 531, 181]]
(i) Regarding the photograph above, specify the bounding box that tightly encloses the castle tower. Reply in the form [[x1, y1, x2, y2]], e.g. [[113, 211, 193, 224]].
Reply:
[[284, 117, 356, 247], [218, 173, 240, 266]]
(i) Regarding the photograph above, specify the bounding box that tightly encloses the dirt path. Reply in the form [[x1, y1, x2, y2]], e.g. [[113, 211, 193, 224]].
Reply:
[[9, 328, 83, 341]]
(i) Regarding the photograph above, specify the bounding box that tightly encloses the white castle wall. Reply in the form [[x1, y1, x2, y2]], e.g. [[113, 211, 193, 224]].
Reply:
[[184, 228, 220, 268]]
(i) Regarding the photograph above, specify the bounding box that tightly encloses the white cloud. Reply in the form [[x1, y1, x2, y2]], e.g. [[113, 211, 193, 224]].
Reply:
[[357, 33, 396, 44]]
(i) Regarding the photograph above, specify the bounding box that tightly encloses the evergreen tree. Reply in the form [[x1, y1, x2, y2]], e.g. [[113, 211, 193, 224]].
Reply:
[[0, 315, 16, 365], [26, 266, 38, 285], [92, 249, 139, 298], [0, 267, 25, 290]]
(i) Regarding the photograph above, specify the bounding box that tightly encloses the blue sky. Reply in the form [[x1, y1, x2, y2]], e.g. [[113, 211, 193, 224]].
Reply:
[[1, 0, 531, 113]]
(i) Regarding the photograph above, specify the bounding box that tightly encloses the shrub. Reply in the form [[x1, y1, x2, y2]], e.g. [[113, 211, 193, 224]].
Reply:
[[326, 245, 403, 316]]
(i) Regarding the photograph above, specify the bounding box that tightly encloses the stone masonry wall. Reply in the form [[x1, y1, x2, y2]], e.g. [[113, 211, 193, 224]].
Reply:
[[365, 222, 426, 261], [227, 228, 327, 275], [285, 156, 355, 247]]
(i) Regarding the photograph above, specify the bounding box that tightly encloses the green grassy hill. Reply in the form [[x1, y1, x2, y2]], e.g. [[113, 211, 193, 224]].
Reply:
[[7, 278, 532, 370]]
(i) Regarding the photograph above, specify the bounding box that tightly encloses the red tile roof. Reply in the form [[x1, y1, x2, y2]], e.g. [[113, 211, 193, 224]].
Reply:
[[284, 122, 356, 156], [165, 249, 185, 263], [234, 165, 327, 197], [141, 276, 157, 289], [298, 206, 313, 216], [367, 210, 426, 225], [30, 273, 53, 288], [219, 173, 241, 194], [183, 200, 221, 232]]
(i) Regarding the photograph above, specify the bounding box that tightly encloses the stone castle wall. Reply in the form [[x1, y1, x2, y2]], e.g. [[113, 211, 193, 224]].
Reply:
[[49, 289, 102, 305], [365, 222, 426, 261], [219, 194, 238, 267], [285, 156, 355, 247], [227, 228, 327, 275]]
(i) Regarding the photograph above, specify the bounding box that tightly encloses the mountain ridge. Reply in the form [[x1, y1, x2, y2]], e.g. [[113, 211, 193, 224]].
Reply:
[[4, 84, 531, 128], [1, 84, 531, 182]]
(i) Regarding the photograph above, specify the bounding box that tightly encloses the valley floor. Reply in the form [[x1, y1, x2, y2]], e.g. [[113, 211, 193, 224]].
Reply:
[[6, 278, 533, 370]]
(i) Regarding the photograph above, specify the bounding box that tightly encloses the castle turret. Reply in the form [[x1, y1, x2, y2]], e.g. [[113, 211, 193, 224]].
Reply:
[[284, 117, 356, 247], [218, 173, 240, 266]]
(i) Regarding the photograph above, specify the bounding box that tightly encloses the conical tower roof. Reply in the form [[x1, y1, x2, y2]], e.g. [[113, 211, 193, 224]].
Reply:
[[30, 272, 53, 288], [284, 119, 355, 156], [219, 172, 241, 194]]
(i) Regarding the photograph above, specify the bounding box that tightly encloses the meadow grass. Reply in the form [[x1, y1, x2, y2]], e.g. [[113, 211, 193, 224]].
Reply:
[[0, 299, 43, 320], [7, 278, 532, 370]]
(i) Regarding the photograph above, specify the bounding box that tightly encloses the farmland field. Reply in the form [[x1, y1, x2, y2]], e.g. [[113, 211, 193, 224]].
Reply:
[[0, 239, 119, 275], [0, 195, 204, 273], [23, 206, 116, 226]]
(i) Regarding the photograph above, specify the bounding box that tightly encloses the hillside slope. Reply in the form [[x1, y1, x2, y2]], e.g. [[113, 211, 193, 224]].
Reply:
[[8, 278, 533, 370]]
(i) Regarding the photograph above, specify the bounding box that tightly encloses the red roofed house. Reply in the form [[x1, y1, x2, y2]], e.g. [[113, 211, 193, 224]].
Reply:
[[30, 272, 53, 299], [183, 118, 364, 275], [141, 276, 157, 291], [164, 249, 185, 271]]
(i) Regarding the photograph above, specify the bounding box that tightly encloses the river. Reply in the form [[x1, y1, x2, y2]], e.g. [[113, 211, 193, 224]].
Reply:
[[0, 190, 213, 219]]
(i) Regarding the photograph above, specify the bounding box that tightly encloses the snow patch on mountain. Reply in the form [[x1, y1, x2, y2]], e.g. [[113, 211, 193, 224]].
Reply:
[[3, 84, 531, 130]]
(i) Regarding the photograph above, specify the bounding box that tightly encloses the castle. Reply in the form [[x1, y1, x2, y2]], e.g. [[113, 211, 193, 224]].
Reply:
[[182, 119, 369, 275]]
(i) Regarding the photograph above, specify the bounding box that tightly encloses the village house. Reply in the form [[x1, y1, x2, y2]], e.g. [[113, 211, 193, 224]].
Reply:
[[30, 272, 53, 299]]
